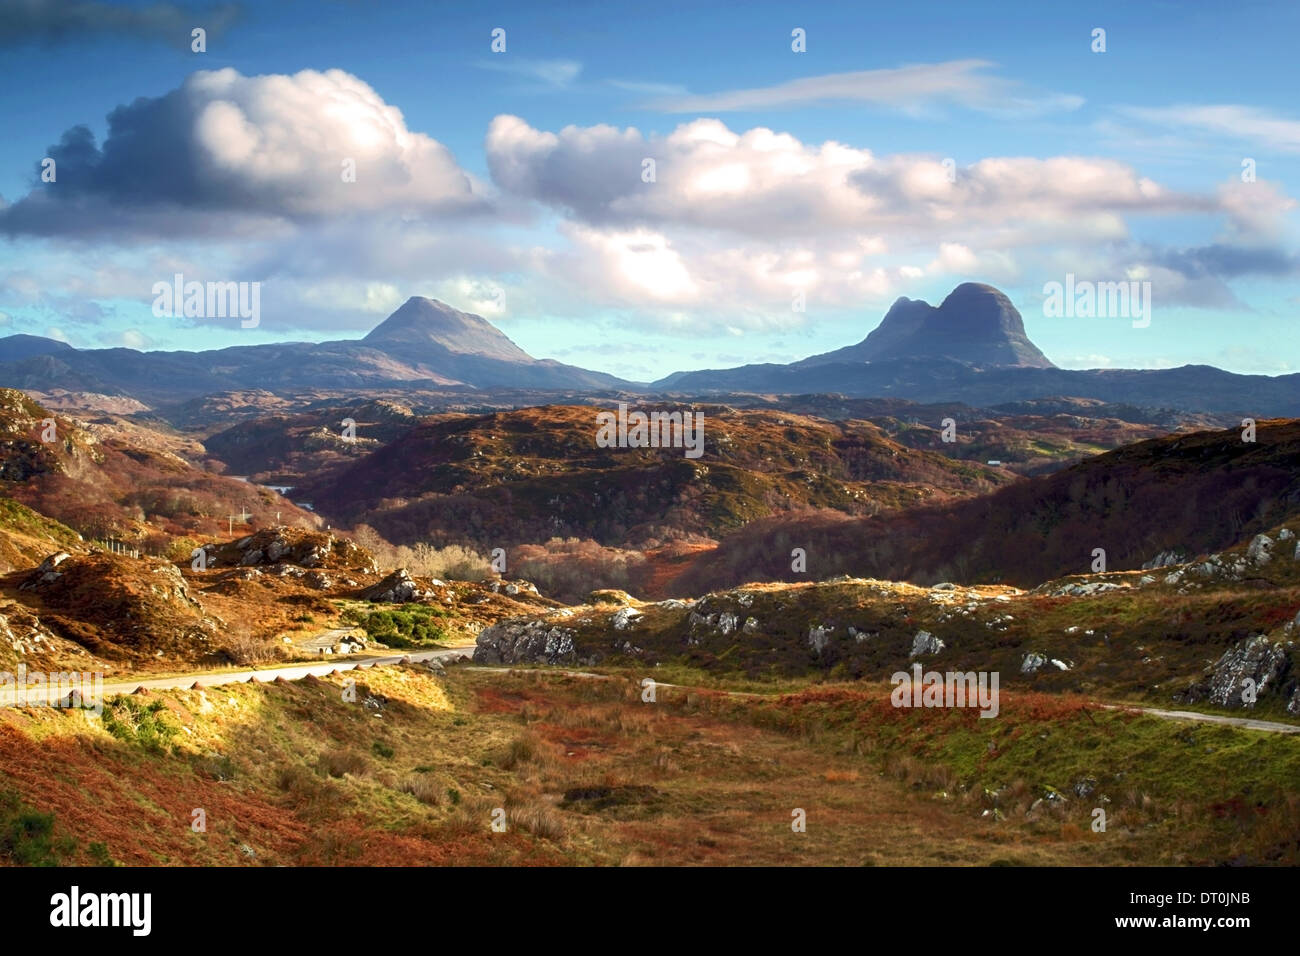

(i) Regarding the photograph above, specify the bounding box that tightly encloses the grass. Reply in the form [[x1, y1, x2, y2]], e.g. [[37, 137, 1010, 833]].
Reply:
[[0, 660, 1295, 866], [0, 789, 74, 865]]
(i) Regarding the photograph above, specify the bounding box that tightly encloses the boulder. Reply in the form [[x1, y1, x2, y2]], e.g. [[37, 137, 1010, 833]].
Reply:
[[1186, 634, 1295, 710], [910, 630, 945, 657], [474, 618, 578, 665], [360, 569, 429, 603], [1246, 534, 1275, 565]]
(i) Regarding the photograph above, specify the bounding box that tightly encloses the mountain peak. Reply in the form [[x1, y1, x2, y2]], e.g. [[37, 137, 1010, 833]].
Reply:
[[797, 282, 1054, 370], [362, 297, 532, 362]]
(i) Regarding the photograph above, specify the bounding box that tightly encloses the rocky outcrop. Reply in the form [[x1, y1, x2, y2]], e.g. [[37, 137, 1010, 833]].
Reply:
[[487, 579, 539, 598], [1185, 635, 1297, 712], [1142, 550, 1186, 570], [360, 569, 428, 603], [910, 630, 945, 657], [1246, 534, 1275, 565], [19, 551, 71, 590], [208, 528, 378, 573], [474, 618, 579, 665]]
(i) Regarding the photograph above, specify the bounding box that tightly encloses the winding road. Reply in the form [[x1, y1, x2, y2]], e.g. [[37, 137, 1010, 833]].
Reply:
[[98, 645, 476, 696]]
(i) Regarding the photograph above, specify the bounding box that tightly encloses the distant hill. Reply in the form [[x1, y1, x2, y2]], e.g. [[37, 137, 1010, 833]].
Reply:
[[0, 388, 318, 544], [293, 403, 1015, 548], [670, 418, 1300, 594], [0, 334, 75, 362], [3, 286, 1295, 417], [0, 297, 633, 403]]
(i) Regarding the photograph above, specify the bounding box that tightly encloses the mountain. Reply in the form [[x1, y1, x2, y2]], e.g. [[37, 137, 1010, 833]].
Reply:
[[795, 282, 1054, 369], [0, 334, 76, 363], [0, 298, 633, 404], [362, 297, 532, 362], [653, 284, 1299, 416]]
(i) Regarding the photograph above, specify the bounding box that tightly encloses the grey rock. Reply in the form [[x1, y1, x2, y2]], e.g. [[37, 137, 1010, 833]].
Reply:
[[360, 569, 429, 603], [474, 617, 579, 665], [1142, 550, 1185, 570], [1021, 652, 1047, 674], [1186, 634, 1295, 710], [910, 630, 945, 657], [1246, 534, 1275, 565]]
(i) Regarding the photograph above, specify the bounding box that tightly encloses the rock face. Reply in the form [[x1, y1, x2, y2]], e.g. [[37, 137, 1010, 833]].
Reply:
[[1246, 534, 1275, 565], [1186, 635, 1298, 712], [20, 551, 71, 590], [1142, 550, 1186, 570], [474, 618, 578, 665], [910, 630, 945, 657], [209, 528, 377, 573], [795, 283, 1055, 370], [360, 569, 428, 603]]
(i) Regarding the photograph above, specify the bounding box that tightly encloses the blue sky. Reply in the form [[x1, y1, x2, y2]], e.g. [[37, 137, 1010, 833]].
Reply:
[[1, 0, 1297, 381]]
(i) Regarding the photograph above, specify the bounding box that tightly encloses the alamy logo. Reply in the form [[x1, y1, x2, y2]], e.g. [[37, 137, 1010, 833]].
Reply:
[[152, 273, 260, 328], [891, 664, 1000, 718], [1042, 273, 1152, 328], [595, 403, 704, 459], [0, 665, 103, 715], [50, 886, 151, 936]]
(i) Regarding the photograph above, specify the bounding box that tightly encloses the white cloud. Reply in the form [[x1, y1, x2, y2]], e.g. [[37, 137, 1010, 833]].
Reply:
[[644, 60, 1083, 117], [0, 68, 486, 236], [479, 58, 583, 89], [1123, 104, 1300, 154], [486, 115, 1203, 246]]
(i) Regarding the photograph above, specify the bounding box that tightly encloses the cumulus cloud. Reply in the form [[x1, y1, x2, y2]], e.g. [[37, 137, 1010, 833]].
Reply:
[[0, 68, 486, 236], [485, 114, 1203, 246], [95, 328, 153, 349], [643, 60, 1083, 117], [1215, 179, 1297, 241], [0, 0, 241, 48]]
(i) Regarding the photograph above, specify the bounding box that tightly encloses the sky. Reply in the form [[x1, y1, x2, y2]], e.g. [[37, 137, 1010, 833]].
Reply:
[[0, 0, 1297, 382]]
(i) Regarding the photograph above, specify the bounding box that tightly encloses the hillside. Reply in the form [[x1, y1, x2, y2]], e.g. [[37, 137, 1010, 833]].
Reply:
[[0, 525, 557, 671], [293, 403, 1015, 549], [670, 419, 1300, 594], [0, 388, 319, 547], [477, 519, 1300, 717], [203, 399, 420, 480]]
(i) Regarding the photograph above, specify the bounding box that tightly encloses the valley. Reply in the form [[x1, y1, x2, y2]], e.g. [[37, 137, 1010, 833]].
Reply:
[[0, 285, 1297, 869]]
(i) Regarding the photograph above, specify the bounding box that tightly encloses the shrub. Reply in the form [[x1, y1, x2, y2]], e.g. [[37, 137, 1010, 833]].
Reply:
[[101, 697, 178, 754], [345, 604, 448, 647], [0, 790, 73, 866], [317, 749, 369, 778]]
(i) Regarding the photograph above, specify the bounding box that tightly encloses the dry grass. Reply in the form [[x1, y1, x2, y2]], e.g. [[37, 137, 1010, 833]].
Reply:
[[1, 660, 1296, 867]]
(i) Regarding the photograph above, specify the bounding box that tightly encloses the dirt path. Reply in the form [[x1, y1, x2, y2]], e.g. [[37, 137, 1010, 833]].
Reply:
[[98, 645, 475, 696]]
